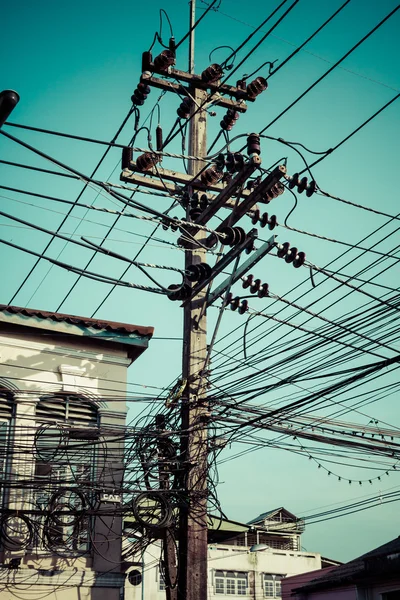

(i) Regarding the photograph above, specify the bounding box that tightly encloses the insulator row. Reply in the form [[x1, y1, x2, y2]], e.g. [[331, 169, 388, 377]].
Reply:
[[236, 77, 268, 100], [121, 146, 133, 169], [246, 76, 268, 99], [136, 152, 160, 172], [261, 181, 285, 204], [276, 242, 306, 268], [200, 164, 224, 186], [188, 192, 210, 220], [247, 133, 261, 157], [161, 216, 180, 232], [242, 275, 269, 297], [188, 207, 201, 220], [131, 81, 151, 106], [186, 262, 212, 282], [225, 293, 248, 315], [251, 210, 277, 230], [225, 152, 245, 173], [156, 125, 163, 151], [167, 283, 192, 301], [177, 96, 195, 119], [190, 192, 209, 210], [288, 173, 316, 197], [220, 109, 240, 131], [122, 147, 162, 172], [181, 191, 191, 207], [218, 226, 247, 247], [201, 63, 223, 83], [154, 49, 175, 71]]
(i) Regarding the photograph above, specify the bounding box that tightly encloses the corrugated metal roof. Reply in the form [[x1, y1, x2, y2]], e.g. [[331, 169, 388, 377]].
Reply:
[[0, 305, 154, 337], [208, 515, 250, 533], [247, 506, 298, 525], [294, 535, 400, 592]]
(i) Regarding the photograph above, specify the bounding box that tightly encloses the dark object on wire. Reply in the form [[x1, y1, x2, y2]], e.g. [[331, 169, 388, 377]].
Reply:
[[0, 90, 19, 128]]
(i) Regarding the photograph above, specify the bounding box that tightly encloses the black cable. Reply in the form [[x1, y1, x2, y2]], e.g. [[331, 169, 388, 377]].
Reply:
[[302, 92, 400, 173], [174, 0, 219, 50], [257, 5, 400, 135], [0, 159, 78, 180], [3, 121, 130, 149], [90, 200, 177, 317], [162, 0, 294, 150], [0, 237, 165, 294], [2, 107, 136, 305], [267, 0, 351, 78]]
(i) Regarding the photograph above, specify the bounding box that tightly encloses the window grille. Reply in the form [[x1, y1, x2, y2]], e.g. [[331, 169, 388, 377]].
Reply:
[[34, 395, 99, 554], [0, 391, 14, 506], [263, 574, 284, 598]]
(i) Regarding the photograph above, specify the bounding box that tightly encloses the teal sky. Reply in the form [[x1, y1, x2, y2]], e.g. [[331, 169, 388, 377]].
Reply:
[[1, 0, 400, 562]]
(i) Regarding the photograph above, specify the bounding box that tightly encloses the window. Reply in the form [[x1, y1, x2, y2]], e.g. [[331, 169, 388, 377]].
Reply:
[[215, 571, 248, 595], [0, 391, 15, 550], [263, 574, 284, 598], [34, 395, 99, 554], [0, 391, 14, 506]]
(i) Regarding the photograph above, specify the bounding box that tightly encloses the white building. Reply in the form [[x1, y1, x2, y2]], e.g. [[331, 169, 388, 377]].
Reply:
[[0, 304, 153, 600], [125, 507, 339, 600]]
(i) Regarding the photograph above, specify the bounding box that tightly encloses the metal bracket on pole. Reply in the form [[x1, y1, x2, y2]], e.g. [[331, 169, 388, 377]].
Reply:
[[194, 156, 261, 226], [205, 165, 286, 247], [181, 229, 259, 308], [205, 235, 276, 308]]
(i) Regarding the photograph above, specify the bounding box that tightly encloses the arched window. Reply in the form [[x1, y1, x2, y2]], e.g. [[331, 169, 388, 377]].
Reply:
[[34, 394, 100, 553]]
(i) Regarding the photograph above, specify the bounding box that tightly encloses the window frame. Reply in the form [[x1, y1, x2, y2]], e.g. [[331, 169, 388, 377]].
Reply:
[[33, 394, 100, 555], [0, 390, 15, 511], [214, 570, 249, 596], [263, 573, 284, 598]]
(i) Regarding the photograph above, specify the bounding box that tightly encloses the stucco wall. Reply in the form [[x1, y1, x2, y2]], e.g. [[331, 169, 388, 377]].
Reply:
[[125, 542, 322, 600], [0, 321, 134, 600]]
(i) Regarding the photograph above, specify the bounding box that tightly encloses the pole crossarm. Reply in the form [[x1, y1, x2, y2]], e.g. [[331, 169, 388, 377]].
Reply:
[[141, 73, 249, 112], [205, 164, 286, 246], [141, 52, 253, 108], [181, 229, 259, 307], [205, 234, 276, 308], [194, 156, 261, 226], [120, 165, 253, 199]]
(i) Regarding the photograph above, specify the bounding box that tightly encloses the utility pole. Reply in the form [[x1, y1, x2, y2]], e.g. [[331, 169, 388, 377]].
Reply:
[[120, 4, 283, 596], [178, 3, 209, 597]]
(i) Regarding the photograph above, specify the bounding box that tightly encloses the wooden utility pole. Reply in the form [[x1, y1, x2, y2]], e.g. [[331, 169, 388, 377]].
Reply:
[[178, 4, 209, 598], [178, 88, 209, 600], [120, 7, 282, 596]]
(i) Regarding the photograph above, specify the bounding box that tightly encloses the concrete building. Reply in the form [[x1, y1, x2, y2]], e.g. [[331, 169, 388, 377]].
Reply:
[[282, 535, 400, 600], [125, 508, 339, 600], [0, 304, 153, 600]]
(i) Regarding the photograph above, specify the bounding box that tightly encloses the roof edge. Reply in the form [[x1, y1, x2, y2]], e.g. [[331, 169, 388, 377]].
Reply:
[[0, 305, 154, 338]]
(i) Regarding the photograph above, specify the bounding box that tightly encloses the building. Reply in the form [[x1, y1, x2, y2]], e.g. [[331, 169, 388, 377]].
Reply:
[[0, 304, 153, 600], [125, 507, 339, 600], [282, 535, 400, 599]]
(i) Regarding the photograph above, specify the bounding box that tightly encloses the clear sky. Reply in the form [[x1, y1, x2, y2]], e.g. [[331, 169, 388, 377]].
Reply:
[[1, 0, 400, 562]]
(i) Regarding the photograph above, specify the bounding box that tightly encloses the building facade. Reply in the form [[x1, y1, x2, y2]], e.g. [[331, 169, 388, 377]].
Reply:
[[125, 508, 338, 600], [0, 305, 153, 600]]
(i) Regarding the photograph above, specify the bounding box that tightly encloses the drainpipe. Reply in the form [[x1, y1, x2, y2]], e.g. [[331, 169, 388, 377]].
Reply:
[[141, 549, 145, 600]]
